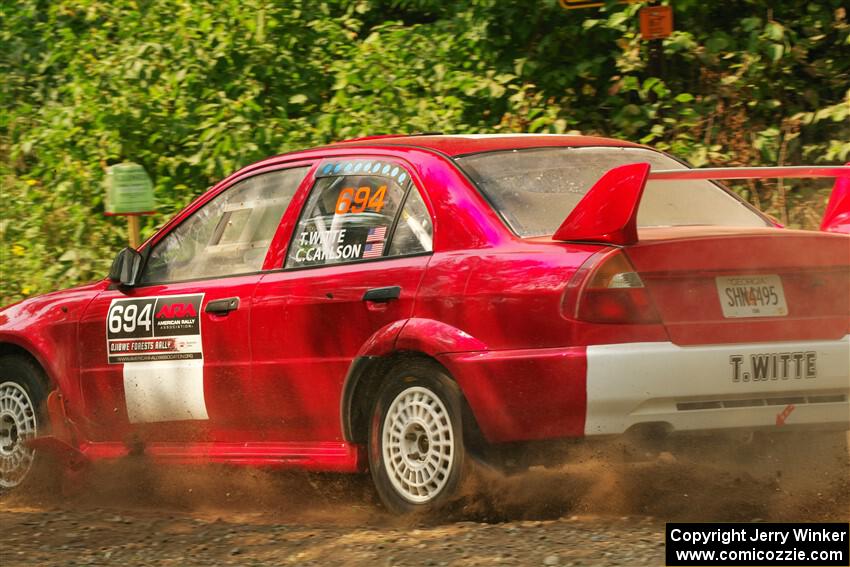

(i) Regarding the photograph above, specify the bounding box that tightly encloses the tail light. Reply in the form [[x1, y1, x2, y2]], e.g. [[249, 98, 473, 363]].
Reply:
[[565, 250, 661, 324]]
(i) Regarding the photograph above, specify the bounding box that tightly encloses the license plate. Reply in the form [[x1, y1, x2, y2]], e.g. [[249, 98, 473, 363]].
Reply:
[[715, 274, 788, 318]]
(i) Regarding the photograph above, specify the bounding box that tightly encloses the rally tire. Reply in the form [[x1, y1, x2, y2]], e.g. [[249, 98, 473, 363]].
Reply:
[[368, 361, 467, 514], [0, 355, 49, 491]]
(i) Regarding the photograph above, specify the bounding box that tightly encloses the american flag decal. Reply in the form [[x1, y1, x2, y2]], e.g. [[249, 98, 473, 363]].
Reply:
[[363, 242, 384, 258], [366, 226, 387, 243]]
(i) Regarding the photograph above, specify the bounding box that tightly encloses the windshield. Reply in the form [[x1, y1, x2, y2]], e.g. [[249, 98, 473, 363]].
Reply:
[[455, 147, 770, 237]]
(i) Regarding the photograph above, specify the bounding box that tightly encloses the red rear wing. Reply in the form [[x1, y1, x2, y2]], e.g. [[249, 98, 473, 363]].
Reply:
[[552, 163, 850, 245]]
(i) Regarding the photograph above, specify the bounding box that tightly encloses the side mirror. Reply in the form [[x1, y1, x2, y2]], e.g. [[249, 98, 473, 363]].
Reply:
[[108, 248, 143, 287]]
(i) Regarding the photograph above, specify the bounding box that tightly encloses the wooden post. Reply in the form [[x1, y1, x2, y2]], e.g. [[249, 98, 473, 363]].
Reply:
[[127, 215, 141, 248], [648, 38, 664, 81], [640, 3, 673, 82]]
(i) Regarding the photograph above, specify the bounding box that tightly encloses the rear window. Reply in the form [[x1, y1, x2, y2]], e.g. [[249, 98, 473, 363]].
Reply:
[[455, 147, 770, 237]]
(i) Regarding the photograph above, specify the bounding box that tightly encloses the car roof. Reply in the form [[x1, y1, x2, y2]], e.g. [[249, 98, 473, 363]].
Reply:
[[323, 133, 644, 157]]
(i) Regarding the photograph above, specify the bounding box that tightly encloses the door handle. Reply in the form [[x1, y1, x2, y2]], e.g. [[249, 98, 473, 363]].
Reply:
[[205, 297, 240, 315], [362, 286, 401, 303]]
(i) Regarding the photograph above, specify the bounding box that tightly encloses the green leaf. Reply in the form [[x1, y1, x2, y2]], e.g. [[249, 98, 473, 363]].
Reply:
[[765, 22, 785, 42], [705, 35, 728, 53], [766, 43, 784, 62]]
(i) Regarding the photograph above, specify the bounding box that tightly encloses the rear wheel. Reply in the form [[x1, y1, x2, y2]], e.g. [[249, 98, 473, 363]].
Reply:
[[0, 356, 47, 490], [368, 361, 467, 514]]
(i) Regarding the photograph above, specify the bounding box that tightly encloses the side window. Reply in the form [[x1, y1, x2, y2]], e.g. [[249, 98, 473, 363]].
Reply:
[[286, 160, 432, 268], [141, 167, 309, 283], [388, 189, 433, 256]]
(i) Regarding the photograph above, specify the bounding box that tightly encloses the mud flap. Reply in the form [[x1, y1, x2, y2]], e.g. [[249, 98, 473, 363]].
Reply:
[[26, 436, 90, 496], [30, 391, 91, 494], [27, 436, 88, 470]]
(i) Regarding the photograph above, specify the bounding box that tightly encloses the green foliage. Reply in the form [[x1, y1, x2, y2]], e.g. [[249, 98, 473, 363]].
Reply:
[[2, 0, 849, 305]]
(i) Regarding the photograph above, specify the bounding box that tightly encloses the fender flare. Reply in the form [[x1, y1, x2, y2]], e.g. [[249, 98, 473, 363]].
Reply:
[[394, 318, 487, 355], [339, 318, 487, 442], [0, 333, 62, 391]]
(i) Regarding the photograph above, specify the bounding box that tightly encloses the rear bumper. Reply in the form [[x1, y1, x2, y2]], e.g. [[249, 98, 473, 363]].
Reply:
[[440, 336, 849, 444], [585, 336, 850, 436]]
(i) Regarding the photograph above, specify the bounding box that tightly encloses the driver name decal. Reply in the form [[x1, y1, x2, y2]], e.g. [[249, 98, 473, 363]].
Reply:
[[293, 228, 362, 263], [106, 294, 204, 364], [729, 351, 817, 382]]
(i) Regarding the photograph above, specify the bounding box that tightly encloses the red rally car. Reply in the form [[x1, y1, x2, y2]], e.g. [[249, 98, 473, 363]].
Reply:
[[1, 134, 849, 513]]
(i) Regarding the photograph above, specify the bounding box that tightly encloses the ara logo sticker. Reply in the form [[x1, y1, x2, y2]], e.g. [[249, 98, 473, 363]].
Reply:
[[153, 300, 201, 336], [106, 294, 204, 364], [156, 302, 197, 319]]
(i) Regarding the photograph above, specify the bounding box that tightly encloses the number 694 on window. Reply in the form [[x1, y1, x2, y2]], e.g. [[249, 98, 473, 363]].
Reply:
[[335, 185, 387, 215]]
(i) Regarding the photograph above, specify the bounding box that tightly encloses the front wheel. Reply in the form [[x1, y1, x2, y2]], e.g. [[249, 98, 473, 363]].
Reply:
[[0, 356, 46, 490], [368, 361, 467, 514]]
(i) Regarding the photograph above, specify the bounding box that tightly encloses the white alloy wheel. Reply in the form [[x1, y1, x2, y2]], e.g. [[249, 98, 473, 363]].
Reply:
[[381, 386, 455, 503], [0, 381, 38, 488]]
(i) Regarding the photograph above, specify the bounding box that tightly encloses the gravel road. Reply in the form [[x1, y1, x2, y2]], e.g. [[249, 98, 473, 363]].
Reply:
[[1, 507, 666, 566], [2, 433, 847, 566]]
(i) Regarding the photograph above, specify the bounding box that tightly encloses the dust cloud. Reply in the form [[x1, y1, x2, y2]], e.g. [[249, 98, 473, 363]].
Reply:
[[450, 431, 849, 524], [3, 431, 847, 526]]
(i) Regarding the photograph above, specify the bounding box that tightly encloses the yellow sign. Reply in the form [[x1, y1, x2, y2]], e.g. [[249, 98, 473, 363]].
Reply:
[[559, 0, 641, 9]]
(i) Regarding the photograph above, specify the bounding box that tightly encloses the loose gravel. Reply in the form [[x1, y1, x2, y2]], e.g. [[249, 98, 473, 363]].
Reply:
[[2, 433, 846, 566]]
